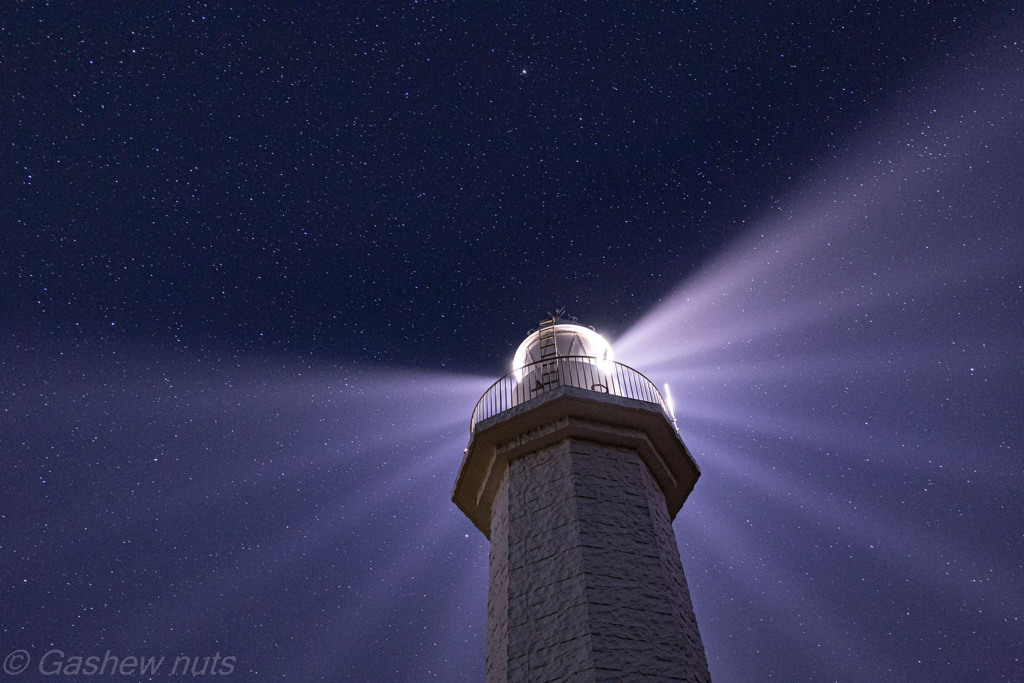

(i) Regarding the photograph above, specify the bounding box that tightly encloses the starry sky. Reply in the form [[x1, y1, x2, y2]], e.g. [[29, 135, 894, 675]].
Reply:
[[2, 3, 1022, 681]]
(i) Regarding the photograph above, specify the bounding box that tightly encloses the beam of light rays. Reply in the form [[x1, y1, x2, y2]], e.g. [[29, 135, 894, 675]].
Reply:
[[684, 430, 1019, 608], [674, 384, 1015, 492], [268, 511, 488, 680], [677, 478, 908, 681], [290, 532, 488, 681], [616, 29, 1024, 682], [0, 341, 491, 681], [678, 435, 1020, 681]]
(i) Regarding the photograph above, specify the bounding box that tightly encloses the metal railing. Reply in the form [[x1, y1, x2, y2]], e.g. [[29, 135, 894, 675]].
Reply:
[[470, 356, 669, 433]]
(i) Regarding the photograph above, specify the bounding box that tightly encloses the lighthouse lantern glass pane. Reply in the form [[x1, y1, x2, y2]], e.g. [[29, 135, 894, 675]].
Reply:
[[512, 324, 613, 380]]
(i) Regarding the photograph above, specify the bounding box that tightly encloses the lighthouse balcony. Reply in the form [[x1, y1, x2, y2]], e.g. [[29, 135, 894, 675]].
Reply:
[[470, 356, 670, 434]]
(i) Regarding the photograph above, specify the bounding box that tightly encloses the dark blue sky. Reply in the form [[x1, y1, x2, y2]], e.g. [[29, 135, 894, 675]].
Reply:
[[2, 4, 1022, 681], [6, 2, 994, 368]]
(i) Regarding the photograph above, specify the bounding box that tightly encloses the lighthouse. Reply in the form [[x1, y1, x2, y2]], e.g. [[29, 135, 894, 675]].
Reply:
[[453, 316, 711, 681]]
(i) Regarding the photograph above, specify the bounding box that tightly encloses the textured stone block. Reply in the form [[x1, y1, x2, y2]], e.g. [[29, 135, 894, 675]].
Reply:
[[481, 428, 710, 682]]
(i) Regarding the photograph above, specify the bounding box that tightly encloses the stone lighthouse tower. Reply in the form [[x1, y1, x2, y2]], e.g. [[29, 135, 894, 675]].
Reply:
[[453, 316, 710, 681]]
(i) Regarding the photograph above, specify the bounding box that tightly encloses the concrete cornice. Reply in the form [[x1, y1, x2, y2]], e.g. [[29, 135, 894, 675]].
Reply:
[[452, 386, 701, 538]]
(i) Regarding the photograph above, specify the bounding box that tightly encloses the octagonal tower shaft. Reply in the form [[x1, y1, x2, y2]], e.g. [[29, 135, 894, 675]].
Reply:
[[453, 322, 710, 682]]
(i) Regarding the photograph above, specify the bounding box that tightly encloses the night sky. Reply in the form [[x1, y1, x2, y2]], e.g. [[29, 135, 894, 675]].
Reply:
[[2, 4, 1022, 681]]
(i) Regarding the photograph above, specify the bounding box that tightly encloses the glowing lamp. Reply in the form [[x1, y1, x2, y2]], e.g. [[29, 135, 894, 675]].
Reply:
[[511, 323, 613, 380]]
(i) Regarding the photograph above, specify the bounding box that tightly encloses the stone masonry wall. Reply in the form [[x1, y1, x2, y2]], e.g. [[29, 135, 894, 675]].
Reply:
[[486, 437, 710, 682], [486, 468, 510, 682], [637, 448, 710, 679]]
